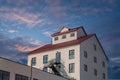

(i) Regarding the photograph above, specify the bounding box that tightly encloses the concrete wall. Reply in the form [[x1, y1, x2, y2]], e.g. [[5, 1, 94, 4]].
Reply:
[[0, 57, 67, 80], [28, 44, 80, 80], [80, 36, 108, 80]]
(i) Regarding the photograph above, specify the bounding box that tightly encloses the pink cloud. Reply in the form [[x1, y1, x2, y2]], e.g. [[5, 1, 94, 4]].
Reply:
[[14, 37, 44, 52], [43, 31, 52, 37], [8, 30, 18, 33], [0, 7, 48, 28], [14, 44, 40, 52]]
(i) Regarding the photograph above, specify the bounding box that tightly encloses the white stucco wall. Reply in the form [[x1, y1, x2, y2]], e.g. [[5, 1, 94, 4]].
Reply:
[[0, 57, 67, 80], [52, 31, 77, 44], [60, 27, 69, 33], [80, 36, 108, 80], [28, 36, 108, 80], [28, 44, 80, 80]]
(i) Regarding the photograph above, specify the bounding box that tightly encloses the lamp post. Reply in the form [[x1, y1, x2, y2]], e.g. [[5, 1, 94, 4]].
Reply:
[[30, 58, 33, 80]]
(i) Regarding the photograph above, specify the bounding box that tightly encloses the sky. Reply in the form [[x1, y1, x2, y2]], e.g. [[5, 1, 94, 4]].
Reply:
[[0, 0, 120, 79]]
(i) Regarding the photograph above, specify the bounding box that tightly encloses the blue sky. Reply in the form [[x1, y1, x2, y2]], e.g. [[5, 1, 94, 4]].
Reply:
[[0, 0, 120, 79]]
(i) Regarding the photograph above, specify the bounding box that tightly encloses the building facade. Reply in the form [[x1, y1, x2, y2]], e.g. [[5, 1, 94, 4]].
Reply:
[[28, 26, 108, 80], [0, 57, 67, 80]]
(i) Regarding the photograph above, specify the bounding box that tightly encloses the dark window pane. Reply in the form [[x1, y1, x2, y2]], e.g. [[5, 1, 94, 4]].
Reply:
[[102, 61, 105, 68], [56, 52, 61, 63], [15, 74, 28, 80], [70, 33, 75, 37], [84, 51, 87, 58], [69, 50, 75, 59], [54, 36, 58, 41], [33, 78, 38, 80], [62, 34, 66, 39], [103, 73, 105, 79], [84, 64, 88, 72], [31, 57, 36, 66], [94, 56, 97, 63], [94, 69, 97, 76], [43, 55, 48, 64], [69, 63, 75, 73], [0, 70, 10, 80]]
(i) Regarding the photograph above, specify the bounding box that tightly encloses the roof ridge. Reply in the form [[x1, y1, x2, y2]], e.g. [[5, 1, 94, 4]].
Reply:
[[51, 26, 84, 37]]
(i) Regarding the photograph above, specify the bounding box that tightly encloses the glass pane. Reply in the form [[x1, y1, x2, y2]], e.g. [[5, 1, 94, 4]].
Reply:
[[62, 35, 66, 39], [69, 63, 74, 73], [69, 50, 74, 59], [56, 52, 61, 63], [70, 33, 75, 37], [32, 57, 36, 66], [43, 55, 48, 64], [0, 71, 2, 80]]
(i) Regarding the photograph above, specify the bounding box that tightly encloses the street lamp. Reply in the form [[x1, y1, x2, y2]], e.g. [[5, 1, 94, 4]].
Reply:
[[30, 58, 33, 80]]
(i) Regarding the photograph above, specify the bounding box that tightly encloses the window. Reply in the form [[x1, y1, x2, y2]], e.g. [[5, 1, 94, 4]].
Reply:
[[102, 61, 105, 68], [94, 56, 97, 63], [93, 44, 97, 51], [103, 73, 106, 79], [84, 51, 87, 58], [0, 70, 10, 80], [33, 78, 38, 80], [62, 34, 66, 39], [84, 64, 88, 72], [54, 36, 58, 41], [69, 50, 75, 59], [31, 57, 36, 66], [94, 69, 97, 76], [43, 67, 48, 72], [69, 63, 75, 73], [43, 55, 48, 64], [15, 74, 28, 80], [56, 52, 61, 63], [70, 33, 75, 37]]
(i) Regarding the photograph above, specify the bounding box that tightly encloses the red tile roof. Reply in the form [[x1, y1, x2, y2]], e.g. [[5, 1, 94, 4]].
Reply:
[[51, 26, 87, 37], [28, 34, 95, 55]]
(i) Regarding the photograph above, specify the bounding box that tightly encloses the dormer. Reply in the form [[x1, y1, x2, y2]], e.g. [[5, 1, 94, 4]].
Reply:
[[51, 26, 87, 44], [60, 26, 69, 33]]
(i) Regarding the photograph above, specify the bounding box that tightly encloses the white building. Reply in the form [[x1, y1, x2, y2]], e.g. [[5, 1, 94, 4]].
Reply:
[[28, 26, 108, 80], [0, 57, 67, 80]]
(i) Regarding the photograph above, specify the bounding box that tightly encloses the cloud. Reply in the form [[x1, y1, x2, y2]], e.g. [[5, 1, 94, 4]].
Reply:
[[14, 13, 45, 28], [0, 34, 44, 62], [0, 32, 45, 64], [6, 0, 44, 8], [110, 57, 120, 63], [0, 7, 46, 28], [14, 44, 40, 52], [13, 14, 34, 24], [12, 36, 44, 52], [8, 30, 18, 33], [108, 60, 120, 79], [43, 31, 52, 37]]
